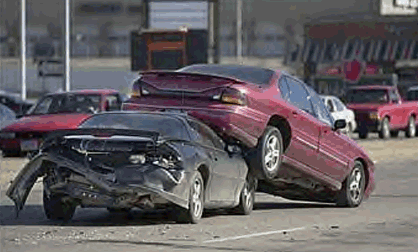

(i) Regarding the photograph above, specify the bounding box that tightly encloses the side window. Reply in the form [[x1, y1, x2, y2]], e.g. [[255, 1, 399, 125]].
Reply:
[[326, 99, 335, 113], [187, 120, 215, 148], [105, 94, 121, 111], [286, 77, 314, 115], [333, 98, 346, 111], [278, 77, 290, 100], [32, 96, 54, 114], [311, 94, 334, 126], [389, 90, 399, 103]]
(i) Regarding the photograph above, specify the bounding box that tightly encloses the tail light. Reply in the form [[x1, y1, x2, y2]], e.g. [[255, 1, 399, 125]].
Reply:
[[214, 88, 247, 106]]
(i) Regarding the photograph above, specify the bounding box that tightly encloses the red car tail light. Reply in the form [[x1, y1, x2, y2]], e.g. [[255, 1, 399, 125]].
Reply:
[[217, 88, 247, 106]]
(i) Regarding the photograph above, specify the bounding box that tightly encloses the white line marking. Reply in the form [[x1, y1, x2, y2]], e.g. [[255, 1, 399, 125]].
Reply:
[[203, 226, 306, 243]]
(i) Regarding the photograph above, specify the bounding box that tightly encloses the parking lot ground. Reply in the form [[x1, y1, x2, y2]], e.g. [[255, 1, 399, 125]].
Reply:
[[1, 134, 418, 252]]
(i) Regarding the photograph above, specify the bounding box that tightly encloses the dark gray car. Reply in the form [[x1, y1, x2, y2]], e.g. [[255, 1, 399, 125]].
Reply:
[[6, 111, 255, 224]]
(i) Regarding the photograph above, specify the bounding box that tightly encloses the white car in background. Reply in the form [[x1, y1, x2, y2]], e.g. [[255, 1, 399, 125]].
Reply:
[[321, 95, 357, 137]]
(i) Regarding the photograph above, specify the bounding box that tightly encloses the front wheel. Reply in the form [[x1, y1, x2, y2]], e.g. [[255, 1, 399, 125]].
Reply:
[[405, 116, 416, 138], [379, 117, 390, 139], [175, 172, 204, 224], [43, 191, 76, 221], [336, 161, 366, 208], [250, 126, 283, 181]]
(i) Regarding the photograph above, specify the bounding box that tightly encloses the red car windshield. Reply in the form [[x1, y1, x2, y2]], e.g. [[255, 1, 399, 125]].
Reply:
[[345, 89, 389, 104], [28, 94, 101, 115]]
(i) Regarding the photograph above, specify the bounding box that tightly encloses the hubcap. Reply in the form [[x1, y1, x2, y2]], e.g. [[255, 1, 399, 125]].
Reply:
[[191, 178, 203, 217], [349, 167, 363, 204], [242, 182, 253, 208], [409, 118, 416, 136], [383, 120, 389, 137], [264, 135, 280, 172]]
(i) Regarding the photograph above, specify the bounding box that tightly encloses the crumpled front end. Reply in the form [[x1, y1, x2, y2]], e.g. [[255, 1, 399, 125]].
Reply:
[[6, 132, 192, 216]]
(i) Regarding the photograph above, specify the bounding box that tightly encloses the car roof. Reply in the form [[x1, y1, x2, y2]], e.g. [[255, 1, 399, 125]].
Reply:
[[46, 89, 119, 96]]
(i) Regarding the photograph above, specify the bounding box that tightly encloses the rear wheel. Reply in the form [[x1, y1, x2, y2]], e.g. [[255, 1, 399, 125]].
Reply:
[[250, 126, 283, 181], [43, 191, 76, 221], [175, 172, 204, 224], [379, 117, 390, 139], [336, 161, 366, 208], [405, 116, 416, 138], [233, 174, 256, 215]]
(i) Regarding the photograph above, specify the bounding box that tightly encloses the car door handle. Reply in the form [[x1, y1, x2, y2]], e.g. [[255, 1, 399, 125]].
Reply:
[[291, 111, 299, 117]]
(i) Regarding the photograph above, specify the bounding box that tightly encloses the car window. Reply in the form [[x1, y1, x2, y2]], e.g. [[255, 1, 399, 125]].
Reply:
[[187, 119, 225, 149], [285, 77, 314, 115], [326, 99, 335, 113], [389, 89, 399, 103], [306, 87, 334, 126], [407, 90, 418, 101], [333, 98, 346, 111], [187, 120, 215, 148], [105, 94, 121, 111], [278, 77, 290, 100], [32, 96, 54, 114]]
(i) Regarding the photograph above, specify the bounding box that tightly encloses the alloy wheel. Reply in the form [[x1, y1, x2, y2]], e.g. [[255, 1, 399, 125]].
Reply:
[[264, 135, 280, 172], [348, 167, 364, 205], [191, 178, 203, 218]]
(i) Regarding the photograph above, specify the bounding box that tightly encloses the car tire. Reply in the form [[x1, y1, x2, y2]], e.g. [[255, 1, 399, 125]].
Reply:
[[175, 172, 204, 224], [250, 126, 283, 181], [379, 117, 390, 139], [336, 161, 366, 208], [233, 174, 256, 215], [405, 116, 416, 138], [358, 129, 368, 139], [43, 191, 76, 222], [390, 131, 399, 138]]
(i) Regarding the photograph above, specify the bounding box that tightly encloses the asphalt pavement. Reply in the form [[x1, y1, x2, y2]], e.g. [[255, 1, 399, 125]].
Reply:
[[1, 133, 417, 252]]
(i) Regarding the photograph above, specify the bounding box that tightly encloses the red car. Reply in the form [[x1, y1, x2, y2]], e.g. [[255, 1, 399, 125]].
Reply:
[[345, 85, 418, 139], [123, 64, 376, 207], [0, 89, 123, 156]]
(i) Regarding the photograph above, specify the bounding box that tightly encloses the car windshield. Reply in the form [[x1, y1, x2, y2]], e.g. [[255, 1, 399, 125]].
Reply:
[[177, 64, 274, 85], [29, 94, 101, 115], [79, 113, 190, 141], [406, 90, 418, 101], [345, 89, 389, 104]]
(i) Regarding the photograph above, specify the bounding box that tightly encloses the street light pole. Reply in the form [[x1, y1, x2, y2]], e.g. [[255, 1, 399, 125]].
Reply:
[[236, 0, 242, 63], [65, 0, 71, 91], [21, 0, 26, 100]]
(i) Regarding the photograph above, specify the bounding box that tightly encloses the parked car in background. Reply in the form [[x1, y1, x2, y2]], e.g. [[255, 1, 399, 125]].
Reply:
[[321, 95, 357, 137], [7, 111, 255, 223], [0, 104, 16, 130], [345, 86, 418, 139], [0, 90, 35, 117], [0, 89, 123, 157], [123, 64, 375, 207]]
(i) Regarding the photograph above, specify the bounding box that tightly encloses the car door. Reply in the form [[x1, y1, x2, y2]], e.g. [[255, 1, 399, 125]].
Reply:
[[187, 119, 239, 202], [283, 77, 322, 167], [309, 91, 352, 182], [388, 89, 403, 128]]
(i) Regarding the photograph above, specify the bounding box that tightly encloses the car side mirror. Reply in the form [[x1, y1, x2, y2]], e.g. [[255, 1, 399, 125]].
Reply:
[[333, 119, 347, 131], [226, 145, 242, 155]]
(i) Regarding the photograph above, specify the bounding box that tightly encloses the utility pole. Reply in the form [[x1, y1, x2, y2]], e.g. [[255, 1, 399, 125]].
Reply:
[[21, 0, 26, 100], [236, 0, 243, 63], [65, 0, 71, 91]]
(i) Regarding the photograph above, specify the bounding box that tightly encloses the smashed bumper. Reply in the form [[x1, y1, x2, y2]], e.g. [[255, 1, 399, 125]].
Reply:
[[6, 151, 190, 216]]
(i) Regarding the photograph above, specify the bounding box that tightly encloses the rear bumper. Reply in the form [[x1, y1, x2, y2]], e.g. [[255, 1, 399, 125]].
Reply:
[[122, 102, 261, 147]]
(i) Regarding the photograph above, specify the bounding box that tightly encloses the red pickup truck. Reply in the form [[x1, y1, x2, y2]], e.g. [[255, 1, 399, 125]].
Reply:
[[345, 85, 418, 139]]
